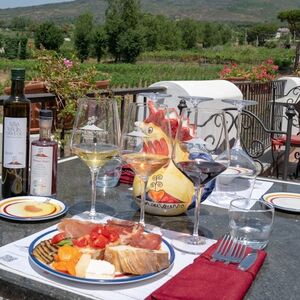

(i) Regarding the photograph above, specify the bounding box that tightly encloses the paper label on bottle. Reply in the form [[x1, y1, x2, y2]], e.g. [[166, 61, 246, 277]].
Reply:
[[3, 117, 27, 169], [30, 145, 53, 196]]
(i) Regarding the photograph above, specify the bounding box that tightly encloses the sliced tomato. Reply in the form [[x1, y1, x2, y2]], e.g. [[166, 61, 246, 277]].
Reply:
[[91, 235, 109, 249], [51, 232, 67, 245], [108, 232, 119, 242], [101, 226, 111, 238], [90, 225, 104, 240], [73, 235, 89, 248]]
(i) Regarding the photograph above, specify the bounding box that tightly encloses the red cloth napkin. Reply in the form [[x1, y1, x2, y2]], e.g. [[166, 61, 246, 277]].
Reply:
[[119, 165, 135, 185], [146, 240, 267, 300]]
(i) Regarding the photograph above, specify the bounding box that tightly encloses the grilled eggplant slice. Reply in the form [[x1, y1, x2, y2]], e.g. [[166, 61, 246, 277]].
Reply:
[[32, 239, 59, 264]]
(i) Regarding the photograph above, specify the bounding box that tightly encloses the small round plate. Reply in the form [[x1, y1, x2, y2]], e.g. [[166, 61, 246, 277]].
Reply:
[[218, 166, 254, 185], [0, 196, 68, 221], [29, 229, 175, 284], [223, 166, 254, 176], [263, 192, 300, 213]]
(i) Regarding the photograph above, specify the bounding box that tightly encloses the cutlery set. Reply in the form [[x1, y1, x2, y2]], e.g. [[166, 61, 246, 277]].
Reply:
[[211, 234, 257, 271]]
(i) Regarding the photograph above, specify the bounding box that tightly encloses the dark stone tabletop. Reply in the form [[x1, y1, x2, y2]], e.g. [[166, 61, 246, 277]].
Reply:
[[0, 158, 299, 299]]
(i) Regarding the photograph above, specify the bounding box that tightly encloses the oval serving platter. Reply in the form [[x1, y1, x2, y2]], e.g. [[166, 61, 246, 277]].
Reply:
[[29, 229, 175, 285], [0, 196, 68, 221], [263, 192, 300, 213]]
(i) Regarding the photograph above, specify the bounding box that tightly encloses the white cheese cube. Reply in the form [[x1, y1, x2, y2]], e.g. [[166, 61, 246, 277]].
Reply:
[[85, 259, 115, 279]]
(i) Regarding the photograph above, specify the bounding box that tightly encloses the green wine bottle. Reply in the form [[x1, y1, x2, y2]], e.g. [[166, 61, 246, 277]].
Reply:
[[2, 68, 30, 198]]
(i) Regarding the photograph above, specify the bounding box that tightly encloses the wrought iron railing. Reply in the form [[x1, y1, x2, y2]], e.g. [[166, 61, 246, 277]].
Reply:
[[232, 80, 286, 153]]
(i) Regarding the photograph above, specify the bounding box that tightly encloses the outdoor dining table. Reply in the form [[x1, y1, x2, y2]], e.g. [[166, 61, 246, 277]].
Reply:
[[0, 157, 299, 300]]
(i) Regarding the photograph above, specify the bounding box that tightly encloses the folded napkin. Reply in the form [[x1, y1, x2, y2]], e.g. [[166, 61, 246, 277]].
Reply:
[[146, 240, 267, 300], [119, 165, 135, 185]]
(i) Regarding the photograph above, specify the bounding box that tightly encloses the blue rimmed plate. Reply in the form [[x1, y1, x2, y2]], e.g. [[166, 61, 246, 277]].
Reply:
[[29, 229, 175, 284], [263, 192, 300, 213], [0, 196, 68, 221]]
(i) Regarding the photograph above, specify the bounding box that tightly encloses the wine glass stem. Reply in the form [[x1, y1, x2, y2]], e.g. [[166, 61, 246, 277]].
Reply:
[[89, 168, 99, 218], [139, 177, 148, 227], [192, 185, 203, 237], [234, 107, 242, 149]]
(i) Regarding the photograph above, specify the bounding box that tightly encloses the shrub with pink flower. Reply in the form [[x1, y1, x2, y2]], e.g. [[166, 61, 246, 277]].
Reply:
[[35, 50, 110, 124], [63, 58, 73, 69], [219, 63, 247, 79], [220, 59, 279, 83]]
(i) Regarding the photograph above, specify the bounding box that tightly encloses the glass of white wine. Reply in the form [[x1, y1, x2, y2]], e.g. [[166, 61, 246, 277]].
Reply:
[[121, 102, 172, 226], [70, 97, 120, 219]]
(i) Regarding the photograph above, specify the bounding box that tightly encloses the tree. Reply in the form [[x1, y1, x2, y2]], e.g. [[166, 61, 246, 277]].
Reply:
[[118, 28, 145, 63], [34, 22, 64, 51], [74, 13, 94, 62], [105, 0, 144, 62], [278, 10, 300, 70], [177, 18, 199, 49], [140, 14, 161, 51], [202, 23, 220, 48], [92, 25, 108, 62], [141, 15, 181, 51], [3, 36, 19, 59], [159, 18, 181, 50], [10, 16, 32, 31], [247, 23, 278, 46], [19, 36, 28, 59]]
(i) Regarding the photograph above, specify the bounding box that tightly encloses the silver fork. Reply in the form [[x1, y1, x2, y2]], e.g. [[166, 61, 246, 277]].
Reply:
[[211, 234, 246, 264]]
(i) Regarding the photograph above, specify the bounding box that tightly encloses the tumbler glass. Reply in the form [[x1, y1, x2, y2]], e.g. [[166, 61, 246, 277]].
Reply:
[[229, 198, 274, 249]]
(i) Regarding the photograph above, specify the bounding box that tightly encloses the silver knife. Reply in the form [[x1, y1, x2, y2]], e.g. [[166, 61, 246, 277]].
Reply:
[[238, 252, 258, 271]]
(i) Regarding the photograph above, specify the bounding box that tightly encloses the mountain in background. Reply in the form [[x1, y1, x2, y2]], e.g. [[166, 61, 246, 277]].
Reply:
[[0, 0, 299, 24]]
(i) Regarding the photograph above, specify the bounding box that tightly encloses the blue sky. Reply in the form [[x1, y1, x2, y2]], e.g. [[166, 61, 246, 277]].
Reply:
[[0, 0, 74, 9]]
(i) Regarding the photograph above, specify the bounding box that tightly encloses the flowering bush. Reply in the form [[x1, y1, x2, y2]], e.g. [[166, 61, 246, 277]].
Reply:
[[220, 59, 279, 83], [34, 50, 110, 124], [219, 63, 246, 79]]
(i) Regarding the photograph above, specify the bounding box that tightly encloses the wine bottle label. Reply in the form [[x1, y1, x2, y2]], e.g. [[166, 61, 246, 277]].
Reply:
[[30, 145, 53, 196], [3, 117, 27, 169]]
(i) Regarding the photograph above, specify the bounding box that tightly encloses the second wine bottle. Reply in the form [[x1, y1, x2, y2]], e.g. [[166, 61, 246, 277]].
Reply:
[[30, 110, 58, 197]]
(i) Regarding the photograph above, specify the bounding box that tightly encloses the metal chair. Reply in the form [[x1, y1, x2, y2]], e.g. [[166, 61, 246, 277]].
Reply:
[[271, 86, 300, 178]]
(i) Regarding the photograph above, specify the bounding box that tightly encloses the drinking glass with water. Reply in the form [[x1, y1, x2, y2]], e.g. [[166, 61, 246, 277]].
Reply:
[[96, 157, 122, 188], [229, 198, 274, 249]]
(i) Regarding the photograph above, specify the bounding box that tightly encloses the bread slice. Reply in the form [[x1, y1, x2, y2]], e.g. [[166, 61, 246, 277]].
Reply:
[[104, 245, 169, 275], [78, 247, 105, 260]]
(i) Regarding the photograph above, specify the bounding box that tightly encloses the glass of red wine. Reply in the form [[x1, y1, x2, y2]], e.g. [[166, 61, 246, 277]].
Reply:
[[172, 107, 230, 254]]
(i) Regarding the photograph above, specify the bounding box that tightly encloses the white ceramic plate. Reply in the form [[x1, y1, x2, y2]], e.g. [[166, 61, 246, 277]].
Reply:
[[263, 192, 300, 213], [0, 196, 68, 221], [222, 166, 254, 176], [29, 229, 175, 285]]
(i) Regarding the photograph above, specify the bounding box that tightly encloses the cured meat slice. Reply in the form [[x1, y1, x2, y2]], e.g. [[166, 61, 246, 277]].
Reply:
[[128, 232, 162, 250], [106, 219, 143, 236], [57, 219, 99, 239]]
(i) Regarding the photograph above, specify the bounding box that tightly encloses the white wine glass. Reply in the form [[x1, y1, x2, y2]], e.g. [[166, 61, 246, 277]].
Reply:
[[121, 102, 172, 226], [70, 97, 120, 220], [172, 107, 230, 254]]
